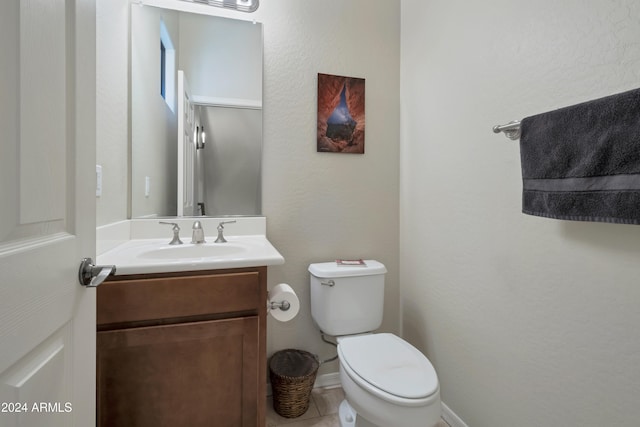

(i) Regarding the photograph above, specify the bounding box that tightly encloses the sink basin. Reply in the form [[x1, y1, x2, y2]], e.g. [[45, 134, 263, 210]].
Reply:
[[97, 235, 285, 275], [137, 243, 246, 260]]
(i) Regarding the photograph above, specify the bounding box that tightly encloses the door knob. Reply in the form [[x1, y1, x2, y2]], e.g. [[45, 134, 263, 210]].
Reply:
[[78, 258, 116, 287]]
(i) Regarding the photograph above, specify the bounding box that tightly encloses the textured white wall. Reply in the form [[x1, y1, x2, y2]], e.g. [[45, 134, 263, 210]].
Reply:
[[400, 1, 640, 426], [257, 0, 401, 375]]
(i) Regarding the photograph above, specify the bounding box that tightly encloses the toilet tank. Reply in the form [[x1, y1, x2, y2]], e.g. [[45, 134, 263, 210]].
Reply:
[[309, 260, 387, 336]]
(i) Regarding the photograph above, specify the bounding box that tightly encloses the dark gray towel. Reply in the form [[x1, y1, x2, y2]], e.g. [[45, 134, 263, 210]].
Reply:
[[520, 88, 640, 224]]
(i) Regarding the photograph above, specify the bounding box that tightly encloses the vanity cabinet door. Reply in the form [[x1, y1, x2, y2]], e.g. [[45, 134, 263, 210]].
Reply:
[[97, 316, 260, 427]]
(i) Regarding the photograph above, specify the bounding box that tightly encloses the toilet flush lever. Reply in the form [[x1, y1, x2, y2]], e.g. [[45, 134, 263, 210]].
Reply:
[[321, 279, 335, 287]]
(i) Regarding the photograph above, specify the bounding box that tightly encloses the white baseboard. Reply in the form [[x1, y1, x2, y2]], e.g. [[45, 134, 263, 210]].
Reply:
[[442, 402, 469, 427], [313, 372, 341, 389]]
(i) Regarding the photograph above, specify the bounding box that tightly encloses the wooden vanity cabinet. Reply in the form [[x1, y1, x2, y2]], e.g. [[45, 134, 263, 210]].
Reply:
[[96, 267, 267, 427]]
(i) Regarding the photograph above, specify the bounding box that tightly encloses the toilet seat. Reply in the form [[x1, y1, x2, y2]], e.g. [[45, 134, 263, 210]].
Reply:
[[337, 333, 439, 406]]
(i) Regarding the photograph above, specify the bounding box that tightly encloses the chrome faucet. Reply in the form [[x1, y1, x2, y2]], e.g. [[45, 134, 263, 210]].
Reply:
[[159, 222, 183, 245], [191, 220, 206, 244], [215, 220, 236, 243]]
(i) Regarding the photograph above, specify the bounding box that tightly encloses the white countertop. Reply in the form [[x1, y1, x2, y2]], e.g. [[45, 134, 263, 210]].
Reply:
[[97, 234, 284, 275]]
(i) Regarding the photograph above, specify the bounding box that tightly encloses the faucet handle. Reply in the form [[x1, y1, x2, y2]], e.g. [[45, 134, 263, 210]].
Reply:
[[159, 221, 180, 231], [217, 220, 236, 230], [215, 220, 236, 243], [159, 222, 183, 245]]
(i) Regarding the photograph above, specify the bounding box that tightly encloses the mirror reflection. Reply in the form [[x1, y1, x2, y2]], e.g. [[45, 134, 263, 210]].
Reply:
[[130, 4, 262, 218]]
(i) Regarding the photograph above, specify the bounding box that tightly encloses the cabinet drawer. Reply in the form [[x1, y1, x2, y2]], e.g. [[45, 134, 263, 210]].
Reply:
[[97, 271, 262, 325]]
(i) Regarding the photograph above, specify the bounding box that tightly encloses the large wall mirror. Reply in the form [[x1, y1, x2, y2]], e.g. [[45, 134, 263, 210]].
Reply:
[[130, 3, 262, 218]]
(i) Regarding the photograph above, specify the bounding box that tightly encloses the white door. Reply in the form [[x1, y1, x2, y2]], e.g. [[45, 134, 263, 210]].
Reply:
[[0, 0, 96, 426], [177, 70, 197, 216]]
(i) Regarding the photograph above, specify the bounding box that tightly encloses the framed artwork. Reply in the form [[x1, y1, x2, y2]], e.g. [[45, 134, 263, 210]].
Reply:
[[317, 73, 365, 153]]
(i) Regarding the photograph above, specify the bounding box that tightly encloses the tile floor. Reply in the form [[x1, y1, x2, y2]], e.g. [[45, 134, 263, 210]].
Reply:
[[266, 386, 450, 427]]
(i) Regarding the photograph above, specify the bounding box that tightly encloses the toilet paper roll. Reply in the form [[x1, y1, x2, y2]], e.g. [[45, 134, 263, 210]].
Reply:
[[268, 283, 300, 322]]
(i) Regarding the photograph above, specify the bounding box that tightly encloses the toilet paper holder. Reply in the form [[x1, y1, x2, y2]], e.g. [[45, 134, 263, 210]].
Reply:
[[269, 300, 291, 311], [267, 284, 299, 322]]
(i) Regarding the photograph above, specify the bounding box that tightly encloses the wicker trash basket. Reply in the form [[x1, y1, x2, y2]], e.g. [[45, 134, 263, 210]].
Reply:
[[269, 349, 319, 418]]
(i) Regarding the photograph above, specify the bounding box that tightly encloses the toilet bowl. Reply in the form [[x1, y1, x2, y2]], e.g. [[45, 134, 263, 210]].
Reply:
[[337, 333, 441, 427], [309, 260, 442, 427]]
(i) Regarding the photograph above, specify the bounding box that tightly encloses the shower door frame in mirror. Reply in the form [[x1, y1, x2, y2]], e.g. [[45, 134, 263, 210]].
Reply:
[[130, 0, 263, 218]]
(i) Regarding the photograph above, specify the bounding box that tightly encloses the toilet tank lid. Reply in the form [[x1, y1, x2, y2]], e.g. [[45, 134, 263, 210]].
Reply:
[[308, 260, 387, 278]]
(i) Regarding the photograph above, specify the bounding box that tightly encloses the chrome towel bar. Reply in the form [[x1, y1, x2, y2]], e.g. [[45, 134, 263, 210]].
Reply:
[[493, 120, 521, 140]]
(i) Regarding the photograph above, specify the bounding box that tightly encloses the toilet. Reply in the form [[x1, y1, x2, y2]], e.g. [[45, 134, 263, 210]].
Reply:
[[309, 260, 441, 427]]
